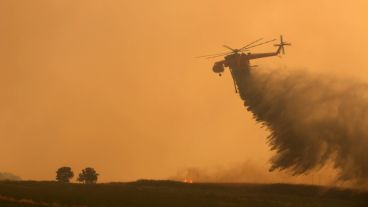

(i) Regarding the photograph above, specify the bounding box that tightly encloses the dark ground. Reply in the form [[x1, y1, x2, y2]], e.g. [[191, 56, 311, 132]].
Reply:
[[0, 180, 367, 207]]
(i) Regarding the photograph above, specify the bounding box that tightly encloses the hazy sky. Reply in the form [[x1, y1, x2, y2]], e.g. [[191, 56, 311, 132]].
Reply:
[[1, 0, 368, 182]]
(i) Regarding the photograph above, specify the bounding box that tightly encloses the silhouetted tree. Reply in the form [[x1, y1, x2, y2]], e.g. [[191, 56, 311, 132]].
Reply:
[[56, 167, 74, 183], [77, 167, 99, 184]]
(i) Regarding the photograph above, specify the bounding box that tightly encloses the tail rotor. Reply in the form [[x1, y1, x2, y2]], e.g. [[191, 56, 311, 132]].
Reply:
[[274, 35, 291, 55]]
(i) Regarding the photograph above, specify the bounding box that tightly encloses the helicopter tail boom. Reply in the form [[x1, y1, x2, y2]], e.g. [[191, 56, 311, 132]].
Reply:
[[245, 35, 291, 60]]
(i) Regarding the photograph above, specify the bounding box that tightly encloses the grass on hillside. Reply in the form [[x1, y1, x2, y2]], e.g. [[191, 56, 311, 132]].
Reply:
[[0, 180, 367, 207]]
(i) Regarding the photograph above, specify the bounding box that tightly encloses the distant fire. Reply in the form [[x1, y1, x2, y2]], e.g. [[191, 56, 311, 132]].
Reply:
[[183, 178, 193, 183]]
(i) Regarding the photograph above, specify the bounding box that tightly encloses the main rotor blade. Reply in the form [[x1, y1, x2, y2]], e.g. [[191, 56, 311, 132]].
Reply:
[[239, 38, 263, 51], [243, 39, 277, 50], [206, 52, 233, 59], [223, 45, 236, 51], [195, 51, 230, 58]]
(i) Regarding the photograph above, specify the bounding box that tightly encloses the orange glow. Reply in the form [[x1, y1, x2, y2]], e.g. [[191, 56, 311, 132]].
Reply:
[[183, 178, 193, 184], [1, 0, 368, 184]]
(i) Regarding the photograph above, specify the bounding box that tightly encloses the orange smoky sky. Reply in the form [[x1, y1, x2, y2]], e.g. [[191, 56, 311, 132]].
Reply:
[[1, 0, 368, 182]]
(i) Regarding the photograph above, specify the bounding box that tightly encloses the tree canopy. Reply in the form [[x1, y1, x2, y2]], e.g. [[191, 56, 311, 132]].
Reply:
[[56, 167, 74, 183], [77, 167, 99, 184]]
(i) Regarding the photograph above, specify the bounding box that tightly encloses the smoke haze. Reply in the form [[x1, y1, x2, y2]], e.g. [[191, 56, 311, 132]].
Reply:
[[172, 161, 336, 186], [2, 0, 368, 182], [0, 172, 21, 181], [236, 68, 368, 186]]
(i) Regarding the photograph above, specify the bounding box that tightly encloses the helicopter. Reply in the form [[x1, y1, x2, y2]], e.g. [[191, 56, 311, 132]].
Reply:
[[197, 35, 290, 93]]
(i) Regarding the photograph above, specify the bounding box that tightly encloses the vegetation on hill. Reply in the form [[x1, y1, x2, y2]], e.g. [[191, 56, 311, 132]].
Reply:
[[0, 180, 366, 207]]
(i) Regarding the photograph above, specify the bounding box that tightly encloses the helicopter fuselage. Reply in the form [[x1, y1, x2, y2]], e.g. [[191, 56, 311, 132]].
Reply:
[[212, 53, 251, 75], [212, 53, 251, 93]]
